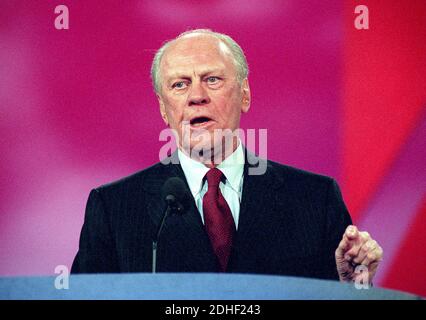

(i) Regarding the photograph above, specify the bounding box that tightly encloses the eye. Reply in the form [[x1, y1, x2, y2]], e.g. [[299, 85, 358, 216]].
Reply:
[[206, 76, 221, 84], [172, 81, 188, 90]]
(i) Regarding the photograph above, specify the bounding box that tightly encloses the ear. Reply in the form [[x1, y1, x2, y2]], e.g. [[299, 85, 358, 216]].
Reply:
[[157, 94, 169, 126], [241, 78, 251, 113]]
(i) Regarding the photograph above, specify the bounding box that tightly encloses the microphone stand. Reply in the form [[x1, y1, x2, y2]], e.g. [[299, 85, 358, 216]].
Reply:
[[152, 195, 177, 273]]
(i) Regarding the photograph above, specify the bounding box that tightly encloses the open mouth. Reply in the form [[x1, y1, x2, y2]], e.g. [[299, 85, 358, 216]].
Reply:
[[189, 116, 213, 127]]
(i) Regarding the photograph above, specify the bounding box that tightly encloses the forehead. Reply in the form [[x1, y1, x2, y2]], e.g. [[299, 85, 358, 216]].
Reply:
[[160, 34, 236, 77]]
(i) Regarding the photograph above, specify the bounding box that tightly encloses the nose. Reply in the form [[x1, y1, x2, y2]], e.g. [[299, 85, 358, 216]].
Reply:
[[188, 81, 210, 106]]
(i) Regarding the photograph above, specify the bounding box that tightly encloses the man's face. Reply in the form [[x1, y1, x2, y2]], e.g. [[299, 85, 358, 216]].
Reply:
[[157, 34, 250, 160]]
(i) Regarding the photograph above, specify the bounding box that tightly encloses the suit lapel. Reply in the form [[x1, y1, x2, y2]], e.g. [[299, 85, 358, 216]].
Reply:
[[142, 152, 218, 271], [142, 152, 204, 232], [167, 162, 212, 246], [232, 150, 283, 254]]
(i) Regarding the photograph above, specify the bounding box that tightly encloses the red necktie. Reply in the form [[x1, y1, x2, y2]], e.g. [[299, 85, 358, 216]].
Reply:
[[203, 168, 236, 272]]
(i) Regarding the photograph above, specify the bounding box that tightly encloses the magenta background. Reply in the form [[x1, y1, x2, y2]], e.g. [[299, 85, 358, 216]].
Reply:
[[1, 1, 425, 296]]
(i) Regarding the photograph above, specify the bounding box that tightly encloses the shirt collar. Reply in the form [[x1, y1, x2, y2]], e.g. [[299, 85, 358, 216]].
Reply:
[[216, 142, 245, 192], [177, 141, 245, 196]]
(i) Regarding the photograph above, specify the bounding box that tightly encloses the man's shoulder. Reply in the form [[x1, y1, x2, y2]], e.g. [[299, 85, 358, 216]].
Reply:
[[264, 158, 336, 190], [94, 160, 172, 194]]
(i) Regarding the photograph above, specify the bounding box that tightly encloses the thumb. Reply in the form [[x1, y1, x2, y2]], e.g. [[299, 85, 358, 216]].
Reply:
[[335, 226, 358, 260], [335, 237, 351, 260]]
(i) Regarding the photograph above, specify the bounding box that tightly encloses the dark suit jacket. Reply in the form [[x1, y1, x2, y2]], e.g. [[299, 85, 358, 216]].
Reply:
[[71, 151, 352, 280]]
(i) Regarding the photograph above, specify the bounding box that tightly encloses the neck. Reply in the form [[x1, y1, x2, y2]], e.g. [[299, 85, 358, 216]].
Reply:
[[179, 136, 239, 168]]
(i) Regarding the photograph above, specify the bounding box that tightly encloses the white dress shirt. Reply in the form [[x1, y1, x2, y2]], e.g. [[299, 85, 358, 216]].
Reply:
[[177, 142, 245, 229]]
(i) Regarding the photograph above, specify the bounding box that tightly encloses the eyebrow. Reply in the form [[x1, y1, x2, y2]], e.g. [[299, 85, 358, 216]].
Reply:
[[166, 68, 225, 82]]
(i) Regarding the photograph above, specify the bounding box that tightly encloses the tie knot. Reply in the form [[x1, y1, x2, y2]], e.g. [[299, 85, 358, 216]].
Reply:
[[205, 168, 224, 187]]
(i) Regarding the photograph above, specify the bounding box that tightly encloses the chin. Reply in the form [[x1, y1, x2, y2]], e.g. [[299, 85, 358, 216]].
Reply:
[[189, 140, 213, 153]]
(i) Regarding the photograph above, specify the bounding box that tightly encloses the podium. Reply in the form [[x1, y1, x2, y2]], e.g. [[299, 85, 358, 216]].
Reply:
[[0, 273, 421, 300]]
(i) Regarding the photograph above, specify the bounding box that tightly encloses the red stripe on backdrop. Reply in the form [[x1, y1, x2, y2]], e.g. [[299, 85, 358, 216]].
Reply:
[[342, 0, 426, 222], [381, 196, 426, 298]]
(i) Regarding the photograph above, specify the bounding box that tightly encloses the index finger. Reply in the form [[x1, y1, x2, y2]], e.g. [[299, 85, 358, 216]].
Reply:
[[344, 225, 359, 241]]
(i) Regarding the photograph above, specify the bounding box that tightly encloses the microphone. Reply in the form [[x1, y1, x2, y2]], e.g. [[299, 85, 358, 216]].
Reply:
[[152, 177, 192, 273]]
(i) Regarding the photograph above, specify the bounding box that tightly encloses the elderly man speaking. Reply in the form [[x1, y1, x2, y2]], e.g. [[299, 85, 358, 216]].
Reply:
[[72, 29, 383, 285]]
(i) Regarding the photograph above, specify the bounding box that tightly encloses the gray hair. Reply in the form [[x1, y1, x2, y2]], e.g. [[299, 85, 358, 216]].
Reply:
[[151, 29, 249, 94]]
